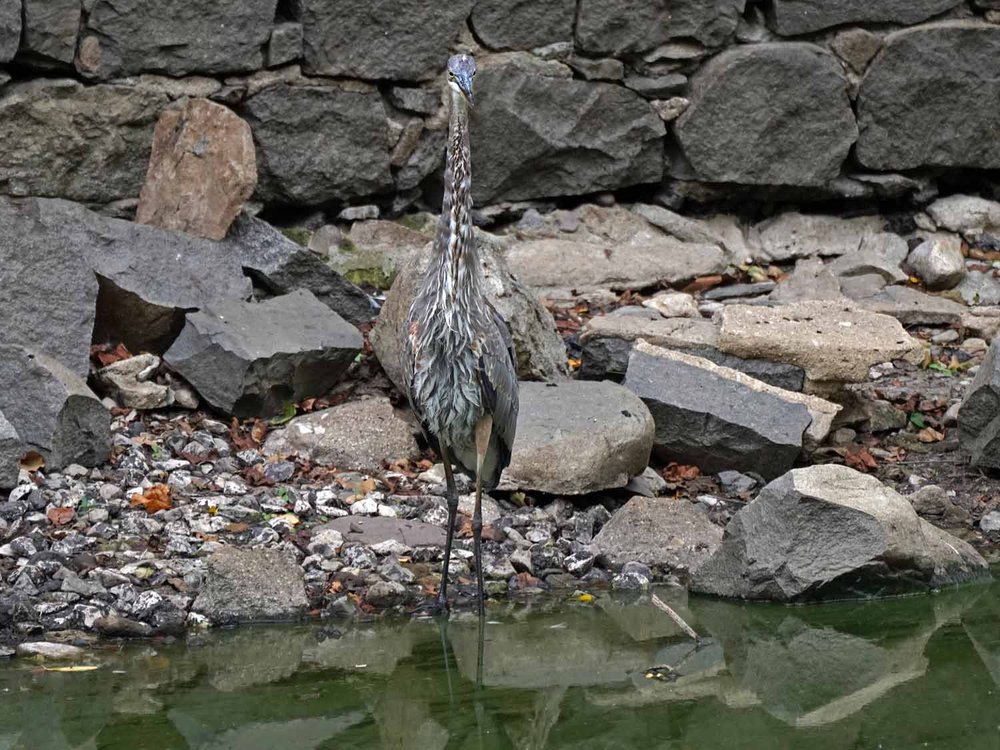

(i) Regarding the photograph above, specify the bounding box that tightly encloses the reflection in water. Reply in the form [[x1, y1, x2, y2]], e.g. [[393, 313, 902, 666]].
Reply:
[[0, 579, 997, 749]]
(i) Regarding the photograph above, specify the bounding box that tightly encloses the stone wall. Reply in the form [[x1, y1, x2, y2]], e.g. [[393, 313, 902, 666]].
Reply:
[[1, 0, 999, 216]]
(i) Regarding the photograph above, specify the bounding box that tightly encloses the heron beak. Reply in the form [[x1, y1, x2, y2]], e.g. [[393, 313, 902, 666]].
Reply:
[[456, 73, 475, 108]]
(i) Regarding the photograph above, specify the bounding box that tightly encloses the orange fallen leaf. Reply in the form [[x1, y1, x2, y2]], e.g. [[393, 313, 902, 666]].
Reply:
[[662, 463, 701, 482], [682, 275, 724, 294], [131, 484, 172, 513], [19, 452, 45, 472], [47, 507, 74, 526], [91, 342, 132, 367], [918, 427, 945, 443], [845, 447, 878, 472]]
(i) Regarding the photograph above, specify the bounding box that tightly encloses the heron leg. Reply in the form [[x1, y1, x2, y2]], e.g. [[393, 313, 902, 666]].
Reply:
[[473, 415, 493, 621], [437, 443, 459, 612]]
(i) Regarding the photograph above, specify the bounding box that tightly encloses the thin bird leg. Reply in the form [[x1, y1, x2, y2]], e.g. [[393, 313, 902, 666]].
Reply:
[[473, 415, 493, 621], [437, 443, 459, 612]]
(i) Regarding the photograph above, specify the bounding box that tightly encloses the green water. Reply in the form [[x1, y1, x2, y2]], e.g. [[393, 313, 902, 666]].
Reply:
[[2, 580, 999, 750]]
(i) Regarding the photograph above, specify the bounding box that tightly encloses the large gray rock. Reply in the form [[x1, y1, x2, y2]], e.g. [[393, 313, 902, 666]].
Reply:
[[318, 516, 447, 548], [370, 229, 567, 393], [958, 339, 1000, 469], [263, 397, 420, 471], [579, 312, 806, 390], [21, 0, 78, 64], [857, 285, 966, 327], [576, 0, 746, 52], [956, 271, 1000, 307], [0, 198, 99, 378], [193, 548, 308, 625], [857, 22, 1000, 171], [0, 0, 19, 63], [500, 381, 655, 495], [768, 0, 962, 35], [691, 465, 990, 601], [78, 0, 277, 78], [0, 411, 23, 490], [472, 54, 664, 203], [300, 0, 473, 80], [244, 83, 392, 205], [675, 44, 857, 187], [905, 237, 966, 291], [592, 497, 722, 575], [750, 212, 885, 262], [623, 342, 834, 479], [0, 79, 168, 202], [717, 301, 924, 390], [470, 0, 575, 50], [0, 346, 110, 472], [96, 354, 171, 410], [227, 214, 376, 325], [164, 290, 363, 417], [926, 194, 1000, 238]]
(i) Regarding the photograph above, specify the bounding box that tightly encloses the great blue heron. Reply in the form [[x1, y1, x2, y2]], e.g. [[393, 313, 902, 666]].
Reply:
[[400, 53, 519, 617]]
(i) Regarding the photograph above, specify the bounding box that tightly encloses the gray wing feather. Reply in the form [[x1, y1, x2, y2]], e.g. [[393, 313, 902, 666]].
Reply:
[[479, 304, 518, 476]]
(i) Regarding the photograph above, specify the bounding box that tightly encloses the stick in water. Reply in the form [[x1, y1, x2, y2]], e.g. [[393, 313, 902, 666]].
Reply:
[[650, 593, 700, 642]]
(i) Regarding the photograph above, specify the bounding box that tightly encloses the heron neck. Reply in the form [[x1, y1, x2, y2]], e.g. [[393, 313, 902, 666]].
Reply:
[[430, 90, 481, 304]]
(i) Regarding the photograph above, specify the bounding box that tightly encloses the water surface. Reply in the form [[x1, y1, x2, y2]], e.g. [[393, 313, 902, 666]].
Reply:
[[2, 579, 999, 749]]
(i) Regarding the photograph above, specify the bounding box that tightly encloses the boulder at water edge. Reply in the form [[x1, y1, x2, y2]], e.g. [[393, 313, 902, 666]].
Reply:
[[958, 338, 1000, 469], [691, 465, 989, 601], [193, 547, 308, 625]]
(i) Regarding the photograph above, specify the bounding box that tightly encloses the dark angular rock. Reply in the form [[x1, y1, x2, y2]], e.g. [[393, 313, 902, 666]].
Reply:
[[959, 339, 1000, 469], [0, 79, 168, 203], [691, 465, 989, 601], [243, 83, 392, 205], [78, 0, 277, 78], [470, 0, 575, 50], [576, 0, 746, 53], [164, 290, 362, 417], [0, 0, 19, 63], [20, 0, 78, 65], [768, 0, 962, 35], [0, 411, 22, 490], [267, 22, 303, 68], [300, 0, 473, 81], [472, 55, 664, 203], [857, 22, 1000, 171], [623, 342, 812, 479], [0, 346, 110, 472], [227, 213, 376, 325], [193, 548, 308, 625], [623, 73, 687, 99], [592, 497, 722, 574], [387, 86, 442, 115], [675, 43, 857, 186]]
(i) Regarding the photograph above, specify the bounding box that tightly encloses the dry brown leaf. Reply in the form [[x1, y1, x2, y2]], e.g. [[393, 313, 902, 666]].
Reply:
[[19, 451, 45, 472], [131, 484, 172, 513], [682, 275, 724, 294], [47, 507, 74, 526], [91, 343, 132, 367], [250, 419, 268, 445], [845, 447, 878, 472], [918, 427, 945, 443], [662, 463, 701, 482]]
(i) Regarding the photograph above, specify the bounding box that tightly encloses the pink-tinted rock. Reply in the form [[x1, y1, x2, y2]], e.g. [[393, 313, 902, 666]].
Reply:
[[137, 98, 256, 241]]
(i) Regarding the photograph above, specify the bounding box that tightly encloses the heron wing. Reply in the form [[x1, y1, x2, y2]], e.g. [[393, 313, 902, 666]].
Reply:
[[477, 304, 519, 477]]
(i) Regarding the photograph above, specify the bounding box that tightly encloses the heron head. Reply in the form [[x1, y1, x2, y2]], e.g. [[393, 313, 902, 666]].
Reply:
[[447, 53, 476, 108]]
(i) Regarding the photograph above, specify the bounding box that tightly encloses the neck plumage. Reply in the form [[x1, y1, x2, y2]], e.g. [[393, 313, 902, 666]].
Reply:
[[428, 90, 481, 310]]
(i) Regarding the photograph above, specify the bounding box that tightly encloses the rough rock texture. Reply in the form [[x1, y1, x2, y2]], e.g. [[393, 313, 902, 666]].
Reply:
[[329, 219, 430, 289], [136, 98, 257, 241], [501, 381, 654, 495], [243, 84, 392, 205], [905, 237, 966, 290], [827, 232, 909, 283], [470, 0, 575, 50], [20, 0, 78, 64], [193, 548, 308, 625], [858, 286, 966, 327], [0, 0, 19, 63], [0, 198, 99, 378], [164, 290, 363, 418], [319, 516, 447, 548], [370, 230, 567, 393], [267, 23, 303, 68], [96, 354, 171, 410], [0, 79, 168, 202], [927, 194, 1000, 237], [576, 0, 746, 52], [0, 346, 110, 471], [958, 339, 1000, 469], [300, 0, 473, 80], [592, 497, 723, 574], [228, 214, 376, 326], [675, 44, 857, 187], [751, 213, 885, 262], [472, 55, 664, 203], [769, 0, 962, 35], [263, 398, 420, 471], [78, 0, 277, 78], [691, 465, 990, 601], [857, 22, 1000, 171], [717, 302, 924, 388], [505, 206, 725, 294], [624, 342, 835, 478], [0, 411, 23, 489], [579, 312, 806, 390]]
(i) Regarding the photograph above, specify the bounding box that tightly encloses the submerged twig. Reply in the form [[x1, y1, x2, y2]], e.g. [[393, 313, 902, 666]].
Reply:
[[650, 594, 700, 642]]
